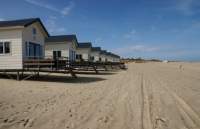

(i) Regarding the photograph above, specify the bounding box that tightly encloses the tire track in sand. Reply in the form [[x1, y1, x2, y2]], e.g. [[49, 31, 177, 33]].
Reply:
[[166, 86, 200, 129], [141, 74, 153, 129], [150, 70, 200, 129]]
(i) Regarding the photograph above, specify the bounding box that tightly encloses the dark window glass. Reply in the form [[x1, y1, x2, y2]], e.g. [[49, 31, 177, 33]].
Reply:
[[35, 44, 40, 57], [40, 45, 43, 57], [33, 28, 37, 35], [4, 42, 10, 53], [0, 42, 3, 54], [29, 43, 35, 57], [53, 51, 61, 60], [25, 42, 29, 56], [76, 54, 82, 59]]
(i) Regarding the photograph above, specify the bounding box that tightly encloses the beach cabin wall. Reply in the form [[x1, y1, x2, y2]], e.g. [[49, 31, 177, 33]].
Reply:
[[0, 28, 23, 69], [45, 41, 76, 61], [107, 55, 114, 62], [99, 54, 107, 62], [91, 51, 100, 62], [22, 22, 46, 59], [76, 48, 91, 61], [76, 42, 92, 62], [0, 18, 49, 70]]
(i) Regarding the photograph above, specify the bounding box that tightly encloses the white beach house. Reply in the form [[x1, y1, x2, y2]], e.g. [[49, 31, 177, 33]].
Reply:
[[113, 54, 121, 62], [99, 50, 108, 62], [90, 47, 101, 62], [45, 35, 78, 62], [107, 52, 121, 62], [0, 18, 49, 70], [106, 52, 114, 62], [76, 42, 92, 61]]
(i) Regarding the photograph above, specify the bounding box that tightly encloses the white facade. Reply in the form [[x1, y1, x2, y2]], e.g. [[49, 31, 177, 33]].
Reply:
[[0, 27, 23, 69], [112, 57, 120, 62], [107, 55, 114, 62], [0, 21, 48, 70], [99, 53, 107, 62], [22, 22, 47, 59], [76, 48, 91, 61], [90, 51, 101, 62], [45, 40, 76, 61]]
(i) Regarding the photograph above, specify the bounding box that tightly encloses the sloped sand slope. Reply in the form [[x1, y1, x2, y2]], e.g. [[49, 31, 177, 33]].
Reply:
[[0, 62, 200, 129]]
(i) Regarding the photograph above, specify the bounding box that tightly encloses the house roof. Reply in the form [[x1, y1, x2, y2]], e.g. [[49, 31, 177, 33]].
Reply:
[[101, 51, 120, 58], [45, 35, 78, 43], [78, 42, 92, 48], [91, 47, 101, 52], [100, 50, 107, 54], [0, 18, 49, 36]]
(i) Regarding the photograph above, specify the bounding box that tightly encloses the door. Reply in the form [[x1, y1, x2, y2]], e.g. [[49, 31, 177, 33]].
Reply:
[[53, 51, 61, 60]]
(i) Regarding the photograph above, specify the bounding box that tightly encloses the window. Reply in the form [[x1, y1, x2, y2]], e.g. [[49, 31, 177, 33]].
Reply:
[[76, 54, 82, 60], [53, 51, 61, 60], [90, 56, 94, 61], [4, 42, 10, 53], [0, 42, 3, 54], [26, 42, 43, 58], [33, 28, 37, 35], [0, 41, 11, 54]]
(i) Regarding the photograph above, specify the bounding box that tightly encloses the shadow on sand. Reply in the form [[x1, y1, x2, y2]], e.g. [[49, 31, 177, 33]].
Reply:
[[27, 75, 107, 83], [0, 74, 107, 84], [75, 71, 118, 75]]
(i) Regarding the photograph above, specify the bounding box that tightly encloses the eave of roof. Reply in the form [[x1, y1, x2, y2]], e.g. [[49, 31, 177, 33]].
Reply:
[[45, 35, 78, 43], [91, 47, 101, 52], [78, 42, 92, 48], [0, 18, 49, 37]]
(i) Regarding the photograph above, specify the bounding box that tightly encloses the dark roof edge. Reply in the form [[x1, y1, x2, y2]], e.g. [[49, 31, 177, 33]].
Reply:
[[29, 18, 50, 37]]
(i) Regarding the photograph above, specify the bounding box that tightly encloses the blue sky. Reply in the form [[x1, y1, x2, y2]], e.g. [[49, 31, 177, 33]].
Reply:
[[0, 0, 200, 61]]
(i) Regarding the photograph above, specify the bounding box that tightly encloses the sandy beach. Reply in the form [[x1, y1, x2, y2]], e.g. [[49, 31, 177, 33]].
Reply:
[[0, 62, 200, 129]]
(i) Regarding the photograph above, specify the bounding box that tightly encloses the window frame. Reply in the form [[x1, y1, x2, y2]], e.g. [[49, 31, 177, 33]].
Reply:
[[26, 42, 43, 58], [0, 41, 12, 55], [33, 28, 37, 35]]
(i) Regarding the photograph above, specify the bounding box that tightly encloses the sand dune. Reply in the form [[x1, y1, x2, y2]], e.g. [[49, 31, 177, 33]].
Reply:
[[0, 62, 200, 129]]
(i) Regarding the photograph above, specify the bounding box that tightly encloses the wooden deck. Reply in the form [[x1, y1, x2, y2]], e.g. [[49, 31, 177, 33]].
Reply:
[[0, 59, 126, 81]]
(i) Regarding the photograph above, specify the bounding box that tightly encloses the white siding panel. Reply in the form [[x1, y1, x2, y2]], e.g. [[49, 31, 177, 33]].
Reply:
[[45, 42, 71, 59], [22, 22, 47, 58], [0, 29, 23, 69], [91, 51, 100, 62], [76, 48, 91, 61]]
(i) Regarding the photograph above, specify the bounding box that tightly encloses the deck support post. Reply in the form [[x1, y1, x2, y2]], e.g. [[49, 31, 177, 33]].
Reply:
[[93, 66, 98, 74], [104, 66, 108, 71], [17, 71, 20, 81], [69, 68, 77, 78]]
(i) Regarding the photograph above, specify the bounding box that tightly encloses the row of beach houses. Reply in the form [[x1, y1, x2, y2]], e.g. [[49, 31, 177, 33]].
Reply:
[[0, 18, 120, 70]]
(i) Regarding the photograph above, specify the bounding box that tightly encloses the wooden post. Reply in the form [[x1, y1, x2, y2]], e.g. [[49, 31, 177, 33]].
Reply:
[[104, 65, 108, 71], [93, 66, 98, 74], [17, 71, 20, 81], [69, 68, 77, 78]]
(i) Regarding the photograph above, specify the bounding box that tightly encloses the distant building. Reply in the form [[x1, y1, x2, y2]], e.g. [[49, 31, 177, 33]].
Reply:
[[106, 52, 121, 62], [76, 42, 92, 61], [99, 50, 107, 62], [90, 47, 101, 62], [0, 18, 49, 70], [45, 35, 78, 62]]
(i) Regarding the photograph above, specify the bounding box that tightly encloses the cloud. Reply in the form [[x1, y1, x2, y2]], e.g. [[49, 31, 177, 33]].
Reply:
[[114, 45, 160, 55], [176, 0, 194, 15], [61, 2, 75, 16], [174, 0, 200, 15], [124, 29, 137, 39], [45, 16, 66, 34], [24, 0, 75, 16]]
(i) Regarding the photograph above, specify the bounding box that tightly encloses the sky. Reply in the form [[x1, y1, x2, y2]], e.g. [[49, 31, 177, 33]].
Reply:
[[0, 0, 200, 61]]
